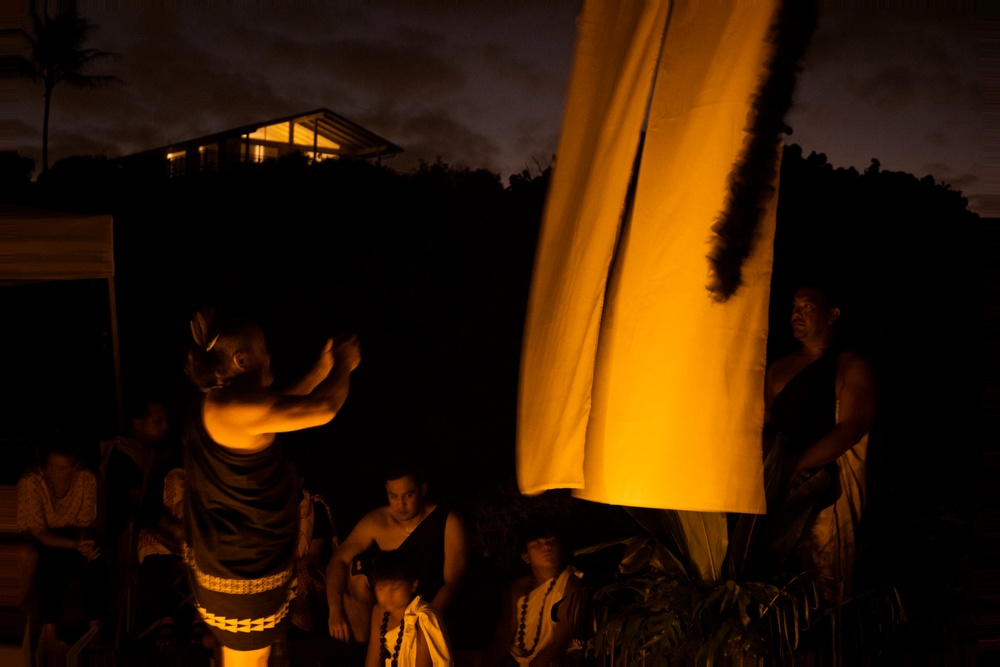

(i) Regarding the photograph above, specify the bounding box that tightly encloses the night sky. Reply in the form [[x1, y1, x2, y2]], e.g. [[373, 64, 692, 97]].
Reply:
[[8, 3, 990, 215]]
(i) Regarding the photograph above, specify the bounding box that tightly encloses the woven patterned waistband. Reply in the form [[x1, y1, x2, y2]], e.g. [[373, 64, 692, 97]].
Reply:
[[182, 543, 293, 595]]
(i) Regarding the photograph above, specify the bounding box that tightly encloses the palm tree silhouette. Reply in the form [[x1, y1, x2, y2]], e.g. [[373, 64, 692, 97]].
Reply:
[[22, 10, 122, 174]]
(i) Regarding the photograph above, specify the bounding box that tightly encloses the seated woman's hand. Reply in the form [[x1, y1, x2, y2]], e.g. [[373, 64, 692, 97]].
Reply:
[[76, 538, 100, 561]]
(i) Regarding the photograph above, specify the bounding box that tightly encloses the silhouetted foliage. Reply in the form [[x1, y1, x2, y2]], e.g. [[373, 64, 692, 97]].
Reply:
[[0, 151, 34, 202], [21, 10, 122, 173], [38, 154, 121, 211], [772, 143, 980, 653]]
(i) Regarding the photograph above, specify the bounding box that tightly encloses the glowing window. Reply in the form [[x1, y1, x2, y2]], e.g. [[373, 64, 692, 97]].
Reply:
[[198, 145, 218, 171], [242, 144, 278, 163], [247, 121, 340, 150], [166, 151, 185, 177], [247, 123, 288, 142], [293, 123, 339, 149]]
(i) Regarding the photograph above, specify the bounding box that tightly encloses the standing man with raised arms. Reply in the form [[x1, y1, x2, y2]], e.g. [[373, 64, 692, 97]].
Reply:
[[183, 309, 361, 667]]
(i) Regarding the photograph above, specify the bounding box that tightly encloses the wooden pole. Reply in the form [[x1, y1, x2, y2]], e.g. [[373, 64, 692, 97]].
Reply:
[[107, 277, 124, 435]]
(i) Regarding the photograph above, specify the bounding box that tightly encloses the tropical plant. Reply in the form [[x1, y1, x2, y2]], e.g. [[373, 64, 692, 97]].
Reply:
[[21, 10, 121, 173], [576, 532, 906, 665]]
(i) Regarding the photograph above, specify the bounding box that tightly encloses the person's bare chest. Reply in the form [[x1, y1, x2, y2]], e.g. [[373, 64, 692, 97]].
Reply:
[[373, 505, 440, 551], [770, 352, 845, 405]]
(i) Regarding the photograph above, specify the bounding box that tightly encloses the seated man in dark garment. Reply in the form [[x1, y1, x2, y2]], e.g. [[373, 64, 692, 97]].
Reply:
[[327, 463, 468, 644], [748, 284, 876, 602], [102, 397, 170, 554]]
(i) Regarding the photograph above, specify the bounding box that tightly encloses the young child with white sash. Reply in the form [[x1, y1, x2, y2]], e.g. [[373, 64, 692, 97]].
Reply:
[[365, 550, 453, 667], [484, 523, 583, 666]]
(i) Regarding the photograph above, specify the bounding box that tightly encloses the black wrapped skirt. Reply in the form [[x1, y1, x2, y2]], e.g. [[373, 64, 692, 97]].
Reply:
[[184, 544, 295, 651]]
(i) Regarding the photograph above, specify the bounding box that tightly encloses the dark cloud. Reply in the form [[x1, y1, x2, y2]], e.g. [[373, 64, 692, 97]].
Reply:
[[230, 7, 468, 104], [48, 125, 119, 159], [785, 6, 986, 212], [4, 117, 38, 143], [363, 106, 501, 173], [478, 42, 565, 95], [13, 3, 577, 178], [508, 117, 559, 170], [15, 9, 296, 162], [264, 36, 467, 101], [13, 2, 985, 213], [803, 8, 976, 111], [845, 65, 917, 113]]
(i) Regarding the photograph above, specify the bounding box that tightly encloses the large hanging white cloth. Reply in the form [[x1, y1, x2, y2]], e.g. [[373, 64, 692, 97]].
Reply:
[[518, 0, 781, 513]]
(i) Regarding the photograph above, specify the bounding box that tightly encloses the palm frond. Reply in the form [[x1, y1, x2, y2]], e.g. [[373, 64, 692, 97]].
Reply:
[[578, 528, 906, 664]]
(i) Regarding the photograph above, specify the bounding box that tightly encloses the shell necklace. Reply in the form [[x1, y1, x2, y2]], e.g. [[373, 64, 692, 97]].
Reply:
[[379, 610, 405, 666], [515, 569, 562, 657]]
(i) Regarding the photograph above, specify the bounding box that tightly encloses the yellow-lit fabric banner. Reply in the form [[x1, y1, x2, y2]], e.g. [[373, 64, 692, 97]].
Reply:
[[518, 0, 778, 513]]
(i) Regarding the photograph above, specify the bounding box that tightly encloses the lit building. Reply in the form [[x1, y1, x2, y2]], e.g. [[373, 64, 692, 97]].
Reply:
[[118, 108, 403, 176]]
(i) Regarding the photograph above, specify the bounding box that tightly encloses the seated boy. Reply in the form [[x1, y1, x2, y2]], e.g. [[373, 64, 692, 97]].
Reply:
[[365, 550, 453, 667], [484, 523, 583, 667]]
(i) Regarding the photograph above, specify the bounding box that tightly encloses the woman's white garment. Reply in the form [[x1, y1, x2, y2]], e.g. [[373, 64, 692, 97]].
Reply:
[[798, 401, 868, 603], [137, 467, 184, 564], [381, 596, 453, 667], [510, 567, 581, 666]]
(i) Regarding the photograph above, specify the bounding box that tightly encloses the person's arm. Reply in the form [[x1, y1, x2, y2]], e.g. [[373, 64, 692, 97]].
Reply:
[[413, 619, 433, 667], [19, 471, 99, 559], [300, 536, 324, 567], [762, 363, 778, 458], [763, 363, 777, 425], [529, 575, 582, 667], [208, 336, 361, 450], [364, 604, 383, 667], [284, 339, 335, 396], [429, 511, 468, 613], [156, 515, 184, 554], [482, 582, 521, 667], [26, 526, 84, 549], [328, 515, 376, 642], [28, 528, 99, 561], [790, 353, 876, 487]]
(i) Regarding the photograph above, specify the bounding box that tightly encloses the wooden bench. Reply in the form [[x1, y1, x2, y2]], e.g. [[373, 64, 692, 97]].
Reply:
[[0, 483, 34, 664]]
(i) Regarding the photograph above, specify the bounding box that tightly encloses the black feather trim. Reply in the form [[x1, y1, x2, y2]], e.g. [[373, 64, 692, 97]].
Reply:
[[706, 1, 817, 302]]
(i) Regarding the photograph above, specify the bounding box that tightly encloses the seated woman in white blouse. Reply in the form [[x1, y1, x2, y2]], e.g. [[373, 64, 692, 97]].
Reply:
[[17, 437, 105, 648]]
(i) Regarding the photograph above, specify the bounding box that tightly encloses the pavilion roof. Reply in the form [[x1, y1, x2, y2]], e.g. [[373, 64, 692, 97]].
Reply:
[[126, 108, 402, 159]]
